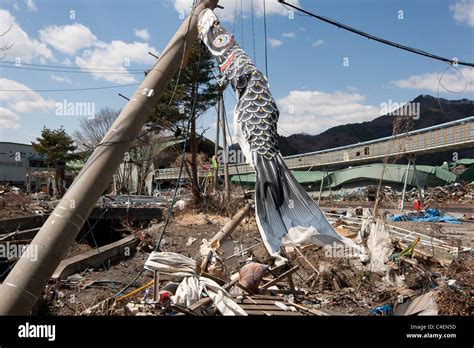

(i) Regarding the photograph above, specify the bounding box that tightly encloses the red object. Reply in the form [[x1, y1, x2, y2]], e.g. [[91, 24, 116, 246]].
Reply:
[[239, 262, 269, 293], [158, 290, 171, 303], [413, 199, 422, 211]]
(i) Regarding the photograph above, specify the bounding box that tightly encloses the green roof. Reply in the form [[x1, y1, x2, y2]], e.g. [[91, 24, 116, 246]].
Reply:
[[453, 158, 474, 166], [231, 163, 457, 187], [231, 170, 327, 184]]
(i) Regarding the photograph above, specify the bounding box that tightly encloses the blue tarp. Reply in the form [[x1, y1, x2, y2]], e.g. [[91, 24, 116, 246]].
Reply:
[[388, 208, 460, 224]]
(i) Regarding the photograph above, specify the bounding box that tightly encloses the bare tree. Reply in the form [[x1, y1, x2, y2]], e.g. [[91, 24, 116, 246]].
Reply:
[[73, 107, 173, 195], [131, 134, 168, 194], [73, 108, 119, 151], [0, 24, 14, 59]]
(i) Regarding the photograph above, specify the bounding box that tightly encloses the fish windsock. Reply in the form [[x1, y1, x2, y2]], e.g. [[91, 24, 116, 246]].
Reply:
[[198, 9, 355, 257]]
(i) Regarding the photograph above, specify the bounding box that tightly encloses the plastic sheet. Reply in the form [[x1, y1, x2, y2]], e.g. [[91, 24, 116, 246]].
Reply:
[[388, 208, 460, 224]]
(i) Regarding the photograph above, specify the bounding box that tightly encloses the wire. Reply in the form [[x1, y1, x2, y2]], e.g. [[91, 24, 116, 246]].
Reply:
[[436, 63, 469, 123], [438, 64, 468, 94], [278, 0, 474, 67], [108, 0, 202, 299], [154, 0, 203, 251], [0, 83, 140, 92], [250, 0, 257, 64], [0, 59, 146, 72], [0, 63, 145, 75], [232, 0, 238, 34], [240, 0, 244, 49], [95, 0, 198, 149], [263, 0, 269, 77]]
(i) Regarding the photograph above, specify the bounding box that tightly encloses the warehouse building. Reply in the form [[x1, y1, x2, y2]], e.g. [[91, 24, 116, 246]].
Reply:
[[0, 142, 51, 192]]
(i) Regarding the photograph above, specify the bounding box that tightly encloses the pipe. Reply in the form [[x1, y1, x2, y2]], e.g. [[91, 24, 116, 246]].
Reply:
[[0, 0, 218, 315]]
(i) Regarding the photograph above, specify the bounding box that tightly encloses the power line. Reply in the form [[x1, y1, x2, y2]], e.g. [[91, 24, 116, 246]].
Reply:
[[279, 0, 474, 68], [263, 0, 269, 77], [0, 63, 145, 75], [0, 59, 146, 72], [0, 83, 140, 92], [240, 0, 244, 48], [251, 0, 257, 64]]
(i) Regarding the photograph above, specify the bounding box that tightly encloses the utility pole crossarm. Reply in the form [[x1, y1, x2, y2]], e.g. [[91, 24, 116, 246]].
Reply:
[[0, 0, 218, 315]]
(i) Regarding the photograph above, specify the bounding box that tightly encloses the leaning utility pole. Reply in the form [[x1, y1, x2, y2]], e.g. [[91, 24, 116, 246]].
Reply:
[[0, 0, 218, 315]]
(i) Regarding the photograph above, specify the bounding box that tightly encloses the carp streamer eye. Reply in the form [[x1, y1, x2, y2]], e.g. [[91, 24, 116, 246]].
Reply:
[[213, 33, 231, 48]]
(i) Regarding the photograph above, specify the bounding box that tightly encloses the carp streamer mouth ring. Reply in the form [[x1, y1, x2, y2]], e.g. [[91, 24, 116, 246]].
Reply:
[[213, 33, 232, 48]]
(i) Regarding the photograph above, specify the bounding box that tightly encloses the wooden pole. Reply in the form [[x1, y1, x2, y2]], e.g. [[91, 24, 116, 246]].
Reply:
[[219, 94, 230, 197], [214, 100, 220, 189]]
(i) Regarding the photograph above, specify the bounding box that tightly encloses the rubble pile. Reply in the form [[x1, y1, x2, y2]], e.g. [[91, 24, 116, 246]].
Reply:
[[32, 202, 472, 317], [0, 187, 50, 219], [421, 182, 474, 204]]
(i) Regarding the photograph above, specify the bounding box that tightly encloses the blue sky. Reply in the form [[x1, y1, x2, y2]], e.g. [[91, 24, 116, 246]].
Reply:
[[0, 0, 473, 145]]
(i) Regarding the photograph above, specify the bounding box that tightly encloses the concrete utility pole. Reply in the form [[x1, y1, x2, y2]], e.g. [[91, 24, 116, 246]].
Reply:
[[0, 0, 218, 315]]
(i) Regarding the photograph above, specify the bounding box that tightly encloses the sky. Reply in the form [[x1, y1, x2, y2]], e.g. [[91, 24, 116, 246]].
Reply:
[[0, 0, 473, 146]]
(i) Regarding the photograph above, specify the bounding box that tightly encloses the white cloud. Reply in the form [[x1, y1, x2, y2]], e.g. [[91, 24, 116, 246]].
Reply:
[[268, 38, 283, 48], [39, 23, 97, 55], [50, 74, 72, 84], [0, 78, 56, 129], [282, 32, 295, 38], [0, 107, 20, 129], [0, 9, 53, 62], [37, 21, 160, 83], [392, 67, 474, 93], [0, 78, 56, 113], [312, 39, 324, 47], [172, 0, 300, 22], [277, 90, 380, 135], [26, 0, 37, 12], [62, 57, 72, 65], [450, 0, 474, 27], [75, 40, 159, 83], [134, 28, 150, 41]]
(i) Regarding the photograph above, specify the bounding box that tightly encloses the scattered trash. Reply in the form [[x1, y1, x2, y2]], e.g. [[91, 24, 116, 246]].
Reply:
[[370, 304, 392, 316], [388, 208, 460, 224], [393, 291, 438, 316], [238, 262, 269, 293], [144, 251, 247, 316], [185, 237, 197, 247]]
